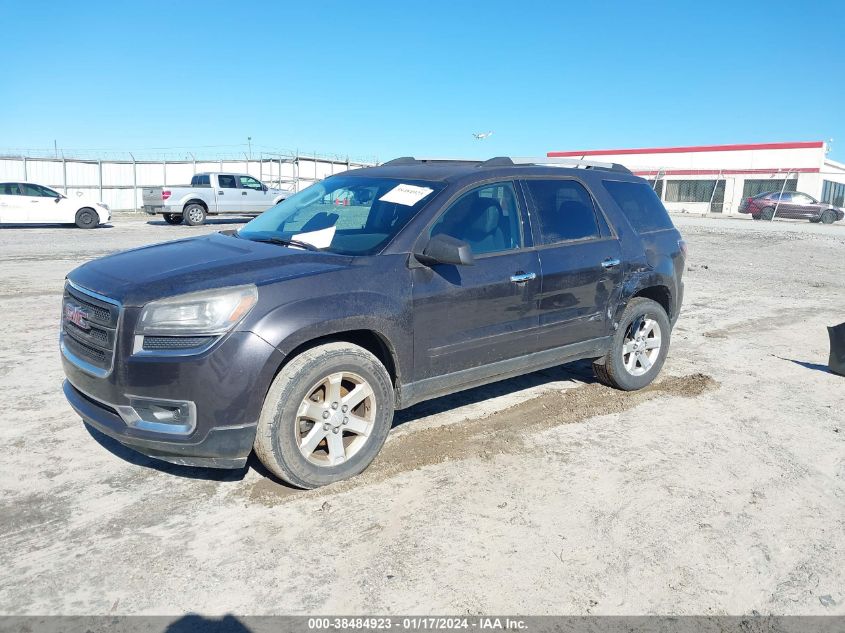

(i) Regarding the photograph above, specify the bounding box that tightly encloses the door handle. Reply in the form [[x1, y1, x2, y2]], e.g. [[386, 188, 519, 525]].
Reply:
[[510, 272, 536, 284], [601, 258, 621, 269], [30, 200, 40, 203], [242, 191, 248, 196], [218, 191, 224, 195]]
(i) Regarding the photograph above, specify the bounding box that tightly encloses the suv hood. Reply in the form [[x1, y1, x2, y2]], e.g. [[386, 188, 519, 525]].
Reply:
[[67, 231, 352, 306]]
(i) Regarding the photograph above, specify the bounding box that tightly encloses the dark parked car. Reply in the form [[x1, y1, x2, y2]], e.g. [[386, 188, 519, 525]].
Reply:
[[738, 190, 843, 223], [60, 157, 686, 488]]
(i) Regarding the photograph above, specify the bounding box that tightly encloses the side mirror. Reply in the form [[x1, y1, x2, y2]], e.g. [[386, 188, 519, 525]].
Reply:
[[54, 196, 62, 203], [417, 234, 474, 266], [262, 184, 268, 192]]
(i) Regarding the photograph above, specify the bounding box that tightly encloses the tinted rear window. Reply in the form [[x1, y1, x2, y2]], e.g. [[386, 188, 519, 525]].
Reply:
[[603, 180, 673, 233], [524, 179, 601, 243]]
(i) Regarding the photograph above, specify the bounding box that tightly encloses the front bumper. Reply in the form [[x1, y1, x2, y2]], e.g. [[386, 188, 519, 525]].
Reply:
[[61, 327, 284, 469], [64, 380, 256, 468]]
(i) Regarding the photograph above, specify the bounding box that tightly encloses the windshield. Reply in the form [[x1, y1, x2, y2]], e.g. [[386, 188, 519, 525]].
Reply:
[[238, 175, 445, 255]]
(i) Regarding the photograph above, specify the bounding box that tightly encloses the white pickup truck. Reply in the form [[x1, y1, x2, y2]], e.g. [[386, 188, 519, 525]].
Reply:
[[142, 172, 291, 225]]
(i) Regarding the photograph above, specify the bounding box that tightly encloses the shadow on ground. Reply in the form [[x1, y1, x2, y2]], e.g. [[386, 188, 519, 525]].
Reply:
[[84, 359, 598, 491]]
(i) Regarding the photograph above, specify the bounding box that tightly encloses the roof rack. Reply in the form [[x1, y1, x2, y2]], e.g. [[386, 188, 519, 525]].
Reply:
[[481, 156, 631, 173], [381, 156, 631, 173]]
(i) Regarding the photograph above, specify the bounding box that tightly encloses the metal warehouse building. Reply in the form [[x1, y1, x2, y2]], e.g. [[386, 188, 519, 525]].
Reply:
[[547, 141, 845, 215]]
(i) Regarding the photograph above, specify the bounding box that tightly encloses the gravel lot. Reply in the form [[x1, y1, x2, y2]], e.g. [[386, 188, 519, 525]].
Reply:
[[0, 214, 843, 616]]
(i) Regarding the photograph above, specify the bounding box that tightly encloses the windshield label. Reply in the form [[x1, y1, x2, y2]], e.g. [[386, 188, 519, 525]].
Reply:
[[379, 184, 434, 206], [291, 225, 336, 249]]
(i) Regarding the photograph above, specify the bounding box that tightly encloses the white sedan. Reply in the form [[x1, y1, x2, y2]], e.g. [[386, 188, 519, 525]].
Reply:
[[0, 182, 110, 228]]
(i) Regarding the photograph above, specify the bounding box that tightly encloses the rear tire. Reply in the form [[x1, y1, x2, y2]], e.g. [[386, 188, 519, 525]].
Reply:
[[760, 207, 775, 221], [75, 208, 98, 229], [821, 210, 836, 224], [163, 213, 183, 225], [183, 203, 207, 226], [254, 342, 394, 489], [593, 297, 671, 391]]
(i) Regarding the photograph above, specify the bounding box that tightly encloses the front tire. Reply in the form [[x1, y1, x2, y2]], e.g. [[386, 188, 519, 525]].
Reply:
[[75, 207, 99, 229], [821, 210, 836, 224], [593, 297, 671, 391], [254, 342, 394, 489], [183, 203, 207, 226], [163, 213, 183, 225]]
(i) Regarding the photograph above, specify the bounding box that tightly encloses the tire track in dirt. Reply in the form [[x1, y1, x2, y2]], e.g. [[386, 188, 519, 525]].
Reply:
[[246, 373, 718, 504]]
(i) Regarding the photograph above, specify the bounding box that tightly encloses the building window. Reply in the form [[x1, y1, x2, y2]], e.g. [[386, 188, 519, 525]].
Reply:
[[742, 179, 797, 199], [665, 179, 725, 212], [822, 180, 845, 207]]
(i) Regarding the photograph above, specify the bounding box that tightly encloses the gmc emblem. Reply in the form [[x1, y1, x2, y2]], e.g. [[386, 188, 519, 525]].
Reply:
[[64, 304, 91, 330]]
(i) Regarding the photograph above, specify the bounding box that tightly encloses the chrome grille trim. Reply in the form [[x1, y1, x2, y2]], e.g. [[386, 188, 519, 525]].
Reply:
[[60, 281, 122, 378]]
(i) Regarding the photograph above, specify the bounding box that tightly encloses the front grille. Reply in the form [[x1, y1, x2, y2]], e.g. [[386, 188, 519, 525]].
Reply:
[[61, 283, 120, 376]]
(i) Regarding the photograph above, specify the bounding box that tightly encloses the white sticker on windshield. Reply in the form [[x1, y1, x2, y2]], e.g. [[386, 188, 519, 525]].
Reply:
[[379, 184, 434, 206], [291, 225, 336, 249]]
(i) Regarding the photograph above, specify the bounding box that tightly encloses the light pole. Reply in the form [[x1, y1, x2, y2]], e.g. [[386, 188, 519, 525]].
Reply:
[[248, 137, 252, 159]]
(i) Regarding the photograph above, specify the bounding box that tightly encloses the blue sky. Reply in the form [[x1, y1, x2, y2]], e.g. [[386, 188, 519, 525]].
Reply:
[[1, 0, 843, 161]]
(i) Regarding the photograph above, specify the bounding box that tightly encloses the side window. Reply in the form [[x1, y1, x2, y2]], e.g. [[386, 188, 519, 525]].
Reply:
[[602, 180, 673, 233], [239, 176, 263, 191], [524, 179, 601, 243], [430, 181, 522, 256], [1, 183, 21, 195], [22, 184, 54, 197], [217, 174, 237, 189], [793, 193, 813, 204]]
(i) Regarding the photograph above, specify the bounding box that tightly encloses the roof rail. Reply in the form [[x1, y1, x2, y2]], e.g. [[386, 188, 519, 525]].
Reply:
[[381, 156, 480, 166], [480, 156, 631, 173], [382, 156, 632, 174]]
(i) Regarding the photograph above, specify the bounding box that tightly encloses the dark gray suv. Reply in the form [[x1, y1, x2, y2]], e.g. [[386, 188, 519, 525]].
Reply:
[[61, 157, 686, 488]]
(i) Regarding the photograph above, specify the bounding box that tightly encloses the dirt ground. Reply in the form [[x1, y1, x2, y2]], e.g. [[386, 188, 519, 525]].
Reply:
[[0, 214, 842, 616]]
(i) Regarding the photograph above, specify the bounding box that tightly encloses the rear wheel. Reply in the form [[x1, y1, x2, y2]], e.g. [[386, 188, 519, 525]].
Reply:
[[821, 210, 836, 224], [163, 213, 183, 225], [183, 203, 207, 226], [760, 207, 775, 221], [593, 297, 671, 391], [254, 342, 394, 489], [75, 207, 98, 229]]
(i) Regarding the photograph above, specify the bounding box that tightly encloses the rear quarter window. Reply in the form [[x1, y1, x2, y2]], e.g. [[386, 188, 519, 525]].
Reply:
[[603, 180, 674, 233]]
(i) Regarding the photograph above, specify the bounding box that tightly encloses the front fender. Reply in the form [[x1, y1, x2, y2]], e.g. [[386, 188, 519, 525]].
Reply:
[[247, 291, 411, 385]]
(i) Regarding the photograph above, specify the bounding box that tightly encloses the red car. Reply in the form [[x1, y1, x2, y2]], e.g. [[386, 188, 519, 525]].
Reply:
[[738, 191, 844, 223]]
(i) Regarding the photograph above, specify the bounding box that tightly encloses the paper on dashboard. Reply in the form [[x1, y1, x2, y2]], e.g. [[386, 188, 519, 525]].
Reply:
[[291, 225, 336, 249]]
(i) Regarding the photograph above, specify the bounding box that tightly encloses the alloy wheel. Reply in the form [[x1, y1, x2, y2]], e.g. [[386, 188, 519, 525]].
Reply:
[[622, 316, 662, 376], [295, 371, 377, 467]]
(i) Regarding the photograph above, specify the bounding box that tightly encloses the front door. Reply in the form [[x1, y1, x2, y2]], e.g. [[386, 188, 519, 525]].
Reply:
[[238, 175, 270, 213], [521, 178, 623, 349], [21, 184, 66, 223], [412, 180, 540, 381]]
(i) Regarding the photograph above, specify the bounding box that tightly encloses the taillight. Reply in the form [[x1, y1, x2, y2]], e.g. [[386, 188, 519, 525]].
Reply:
[[679, 239, 688, 258], [162, 190, 171, 200]]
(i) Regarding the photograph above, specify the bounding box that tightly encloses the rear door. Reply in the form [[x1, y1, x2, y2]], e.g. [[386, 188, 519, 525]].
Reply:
[[522, 178, 622, 350], [238, 175, 271, 214], [412, 180, 541, 380], [214, 174, 240, 212], [0, 183, 25, 223], [772, 192, 797, 218]]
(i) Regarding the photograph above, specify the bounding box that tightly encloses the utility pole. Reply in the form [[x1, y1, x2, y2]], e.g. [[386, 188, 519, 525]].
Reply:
[[54, 140, 58, 159], [248, 137, 252, 160]]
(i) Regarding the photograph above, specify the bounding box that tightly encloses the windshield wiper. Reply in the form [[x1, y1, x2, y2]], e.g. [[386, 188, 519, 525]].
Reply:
[[248, 236, 321, 251]]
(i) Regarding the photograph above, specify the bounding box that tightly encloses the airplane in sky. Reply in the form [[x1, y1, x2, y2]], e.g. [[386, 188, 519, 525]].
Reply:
[[472, 131, 494, 140]]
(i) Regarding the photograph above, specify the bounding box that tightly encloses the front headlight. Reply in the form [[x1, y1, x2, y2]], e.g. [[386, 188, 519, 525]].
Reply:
[[136, 285, 258, 336]]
